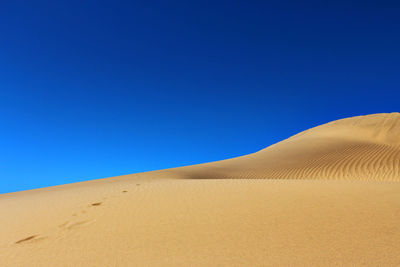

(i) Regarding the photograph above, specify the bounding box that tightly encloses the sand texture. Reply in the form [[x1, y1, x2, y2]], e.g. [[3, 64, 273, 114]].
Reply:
[[1, 113, 400, 266]]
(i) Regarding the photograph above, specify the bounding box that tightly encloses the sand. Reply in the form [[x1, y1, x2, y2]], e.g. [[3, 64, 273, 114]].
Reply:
[[1, 112, 400, 266]]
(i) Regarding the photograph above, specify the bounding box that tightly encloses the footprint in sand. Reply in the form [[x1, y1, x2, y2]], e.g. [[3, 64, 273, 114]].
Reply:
[[66, 220, 95, 230], [58, 220, 96, 230], [15, 235, 46, 244]]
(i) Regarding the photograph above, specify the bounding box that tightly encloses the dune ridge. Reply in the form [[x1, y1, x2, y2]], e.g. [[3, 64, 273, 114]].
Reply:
[[169, 112, 400, 181], [1, 113, 400, 266]]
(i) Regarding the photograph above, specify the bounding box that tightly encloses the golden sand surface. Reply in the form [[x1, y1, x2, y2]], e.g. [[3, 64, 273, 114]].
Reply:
[[1, 113, 400, 266]]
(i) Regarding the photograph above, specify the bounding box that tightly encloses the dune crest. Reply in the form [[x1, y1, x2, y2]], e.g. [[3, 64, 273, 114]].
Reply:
[[171, 112, 400, 181]]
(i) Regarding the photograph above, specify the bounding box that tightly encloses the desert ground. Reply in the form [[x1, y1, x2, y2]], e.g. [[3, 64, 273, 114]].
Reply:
[[1, 112, 400, 266]]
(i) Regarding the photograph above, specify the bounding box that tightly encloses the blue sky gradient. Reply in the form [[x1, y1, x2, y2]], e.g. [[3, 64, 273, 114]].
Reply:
[[1, 0, 399, 193]]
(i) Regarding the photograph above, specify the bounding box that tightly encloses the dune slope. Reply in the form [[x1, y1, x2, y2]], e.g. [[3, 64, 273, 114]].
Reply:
[[170, 113, 400, 180], [1, 113, 400, 266]]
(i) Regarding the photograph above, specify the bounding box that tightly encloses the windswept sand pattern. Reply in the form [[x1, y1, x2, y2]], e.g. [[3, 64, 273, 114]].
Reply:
[[263, 142, 400, 180], [171, 113, 400, 181]]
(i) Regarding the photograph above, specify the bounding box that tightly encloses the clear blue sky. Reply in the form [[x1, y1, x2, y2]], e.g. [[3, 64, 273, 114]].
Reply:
[[1, 0, 399, 193]]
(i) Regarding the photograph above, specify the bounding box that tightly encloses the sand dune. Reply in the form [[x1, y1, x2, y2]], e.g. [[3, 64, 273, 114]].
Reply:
[[1, 113, 400, 266], [170, 113, 400, 181]]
